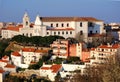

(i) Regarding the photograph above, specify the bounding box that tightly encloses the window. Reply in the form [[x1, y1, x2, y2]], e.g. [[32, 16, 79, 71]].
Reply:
[[66, 31, 68, 34], [26, 33, 28, 36], [47, 32, 49, 35], [67, 23, 69, 27], [89, 22, 94, 27], [56, 23, 58, 27], [62, 31, 64, 35], [70, 31, 72, 34], [96, 31, 98, 33], [26, 21, 28, 26], [58, 32, 60, 35], [51, 24, 53, 27], [80, 31, 83, 35], [61, 23, 64, 27], [30, 33, 32, 37], [90, 31, 93, 34], [54, 32, 56, 35], [80, 22, 82, 27]]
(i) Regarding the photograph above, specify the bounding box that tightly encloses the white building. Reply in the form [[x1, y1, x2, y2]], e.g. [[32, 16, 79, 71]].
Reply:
[[40, 64, 62, 81], [1, 12, 105, 42], [90, 44, 120, 65], [11, 48, 48, 68]]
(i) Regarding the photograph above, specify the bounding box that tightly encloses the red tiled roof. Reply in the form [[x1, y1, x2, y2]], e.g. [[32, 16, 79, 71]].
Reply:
[[12, 51, 21, 56], [98, 44, 120, 49], [40, 64, 62, 73], [47, 27, 74, 31], [22, 48, 35, 52], [50, 64, 62, 73], [35, 49, 48, 53], [0, 60, 9, 63], [2, 25, 23, 31], [91, 48, 95, 51], [2, 55, 9, 59], [0, 69, 5, 73], [41, 67, 50, 70], [40, 17, 102, 22], [5, 64, 16, 68]]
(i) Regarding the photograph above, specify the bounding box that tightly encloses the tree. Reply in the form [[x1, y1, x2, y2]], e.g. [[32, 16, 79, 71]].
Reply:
[[72, 55, 120, 82]]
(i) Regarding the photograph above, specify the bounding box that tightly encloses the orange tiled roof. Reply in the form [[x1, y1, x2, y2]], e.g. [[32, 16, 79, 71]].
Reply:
[[41, 67, 50, 70], [2, 55, 9, 59], [22, 48, 35, 52], [3, 25, 23, 31], [35, 49, 48, 53], [12, 51, 21, 56], [91, 48, 95, 51], [50, 64, 62, 73], [47, 27, 74, 31], [5, 64, 16, 68], [98, 44, 120, 49], [0, 69, 5, 73], [40, 64, 62, 73], [40, 17, 102, 22], [0, 59, 9, 63]]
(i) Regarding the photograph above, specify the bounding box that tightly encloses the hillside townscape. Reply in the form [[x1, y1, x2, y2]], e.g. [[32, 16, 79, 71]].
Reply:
[[0, 12, 120, 82]]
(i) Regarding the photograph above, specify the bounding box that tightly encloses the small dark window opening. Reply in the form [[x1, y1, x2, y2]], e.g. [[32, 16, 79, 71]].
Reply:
[[67, 23, 69, 27], [62, 23, 64, 27], [56, 24, 58, 27], [80, 22, 82, 27], [51, 24, 53, 27], [80, 31, 83, 35]]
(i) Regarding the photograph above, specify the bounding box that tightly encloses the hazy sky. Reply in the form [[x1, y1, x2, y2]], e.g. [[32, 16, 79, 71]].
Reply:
[[0, 0, 120, 23]]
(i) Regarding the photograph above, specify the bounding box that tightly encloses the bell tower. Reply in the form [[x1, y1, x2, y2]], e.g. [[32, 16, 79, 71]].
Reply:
[[23, 12, 30, 28]]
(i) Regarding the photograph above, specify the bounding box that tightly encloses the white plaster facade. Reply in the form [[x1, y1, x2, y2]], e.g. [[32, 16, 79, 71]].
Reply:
[[1, 13, 105, 42], [90, 44, 120, 65]]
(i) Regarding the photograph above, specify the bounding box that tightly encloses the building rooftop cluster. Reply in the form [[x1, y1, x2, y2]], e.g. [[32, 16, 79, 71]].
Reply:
[[0, 13, 120, 81]]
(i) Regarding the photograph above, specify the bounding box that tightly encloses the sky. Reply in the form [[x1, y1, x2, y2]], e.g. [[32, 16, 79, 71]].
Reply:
[[0, 0, 120, 23]]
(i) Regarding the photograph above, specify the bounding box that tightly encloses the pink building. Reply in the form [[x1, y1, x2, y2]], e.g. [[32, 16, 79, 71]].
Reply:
[[51, 39, 82, 58]]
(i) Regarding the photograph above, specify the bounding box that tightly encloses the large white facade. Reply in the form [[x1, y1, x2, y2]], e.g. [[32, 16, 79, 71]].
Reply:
[[1, 13, 105, 42]]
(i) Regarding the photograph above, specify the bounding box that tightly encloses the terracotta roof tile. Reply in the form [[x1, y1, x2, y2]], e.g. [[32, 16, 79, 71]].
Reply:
[[12, 51, 21, 56], [5, 64, 16, 68], [41, 17, 102, 22], [22, 48, 35, 52], [40, 64, 62, 73], [35, 49, 48, 53], [0, 69, 5, 73], [98, 44, 120, 49], [41, 67, 50, 70], [50, 64, 62, 73], [0, 59, 9, 63], [2, 55, 9, 59]]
